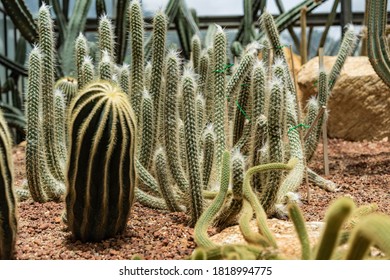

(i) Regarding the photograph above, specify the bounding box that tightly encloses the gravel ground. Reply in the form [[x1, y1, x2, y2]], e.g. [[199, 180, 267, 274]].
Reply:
[[11, 138, 390, 260]]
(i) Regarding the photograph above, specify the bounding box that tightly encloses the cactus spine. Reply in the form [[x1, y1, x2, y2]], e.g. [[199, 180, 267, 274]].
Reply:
[[65, 81, 137, 242], [0, 110, 17, 260]]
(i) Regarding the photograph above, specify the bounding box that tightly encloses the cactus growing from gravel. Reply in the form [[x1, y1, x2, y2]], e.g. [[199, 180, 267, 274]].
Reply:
[[0, 110, 17, 260], [65, 81, 137, 242]]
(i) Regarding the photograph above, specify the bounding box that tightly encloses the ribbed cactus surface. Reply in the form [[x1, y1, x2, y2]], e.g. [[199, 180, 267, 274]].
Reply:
[[0, 110, 17, 259], [65, 81, 137, 242]]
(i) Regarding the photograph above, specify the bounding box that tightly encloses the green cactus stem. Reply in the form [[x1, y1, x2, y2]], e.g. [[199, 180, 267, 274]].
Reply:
[[98, 15, 115, 61], [163, 51, 189, 193], [328, 25, 357, 91], [154, 148, 182, 212], [315, 197, 355, 260], [138, 90, 154, 169], [66, 81, 137, 242], [241, 158, 298, 248], [75, 33, 89, 90], [118, 64, 130, 96], [215, 149, 245, 230], [345, 214, 390, 259], [191, 34, 201, 73], [135, 187, 167, 210], [182, 69, 203, 226], [53, 90, 67, 166], [367, 0, 390, 87], [81, 56, 95, 88], [201, 124, 215, 189], [38, 4, 65, 183], [98, 50, 113, 81], [149, 11, 168, 161], [288, 203, 311, 260], [213, 25, 227, 173], [194, 150, 230, 248], [129, 0, 145, 119], [26, 47, 65, 203], [0, 110, 17, 260], [260, 80, 284, 215], [54, 77, 78, 107]]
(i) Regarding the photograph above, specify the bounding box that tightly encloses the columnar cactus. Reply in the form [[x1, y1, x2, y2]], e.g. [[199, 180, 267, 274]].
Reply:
[[65, 81, 137, 242], [75, 33, 89, 90], [260, 80, 284, 215], [129, 0, 145, 118], [163, 51, 189, 193], [149, 11, 168, 165], [0, 110, 17, 260], [213, 26, 227, 173], [182, 69, 204, 226], [38, 4, 65, 182], [191, 34, 201, 73], [98, 15, 115, 61], [26, 46, 65, 203]]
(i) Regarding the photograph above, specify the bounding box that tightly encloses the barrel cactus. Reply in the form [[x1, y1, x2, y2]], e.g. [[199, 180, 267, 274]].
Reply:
[[0, 110, 17, 259], [65, 81, 137, 242]]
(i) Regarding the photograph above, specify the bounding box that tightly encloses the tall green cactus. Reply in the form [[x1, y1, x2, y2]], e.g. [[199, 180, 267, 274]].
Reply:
[[38, 4, 65, 183], [26, 46, 65, 203], [149, 10, 168, 166], [75, 33, 89, 90], [0, 110, 17, 260], [129, 0, 145, 119], [213, 25, 227, 173], [182, 69, 203, 226], [65, 81, 137, 242], [260, 80, 284, 215]]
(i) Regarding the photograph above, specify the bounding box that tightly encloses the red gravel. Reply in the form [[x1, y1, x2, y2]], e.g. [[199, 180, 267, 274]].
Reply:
[[11, 138, 390, 259]]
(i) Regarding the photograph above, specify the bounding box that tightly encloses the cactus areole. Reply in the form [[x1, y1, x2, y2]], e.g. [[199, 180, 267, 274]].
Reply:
[[65, 81, 137, 242]]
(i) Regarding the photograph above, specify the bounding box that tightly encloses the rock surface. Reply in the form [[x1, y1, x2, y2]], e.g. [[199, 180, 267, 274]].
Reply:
[[210, 219, 323, 259], [298, 56, 390, 141]]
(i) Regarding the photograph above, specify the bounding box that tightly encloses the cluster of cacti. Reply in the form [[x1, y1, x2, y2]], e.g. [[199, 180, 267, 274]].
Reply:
[[23, 3, 139, 242], [0, 110, 17, 259], [21, 1, 358, 246], [191, 194, 390, 260]]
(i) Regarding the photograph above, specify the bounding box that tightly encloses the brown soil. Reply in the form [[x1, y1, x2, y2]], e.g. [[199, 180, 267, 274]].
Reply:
[[11, 138, 390, 260]]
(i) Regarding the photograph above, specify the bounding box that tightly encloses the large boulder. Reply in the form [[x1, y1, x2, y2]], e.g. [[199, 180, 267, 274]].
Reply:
[[298, 56, 390, 141]]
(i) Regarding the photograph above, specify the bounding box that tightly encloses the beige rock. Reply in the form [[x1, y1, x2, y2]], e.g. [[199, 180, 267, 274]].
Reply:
[[210, 219, 323, 259], [298, 56, 390, 141]]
